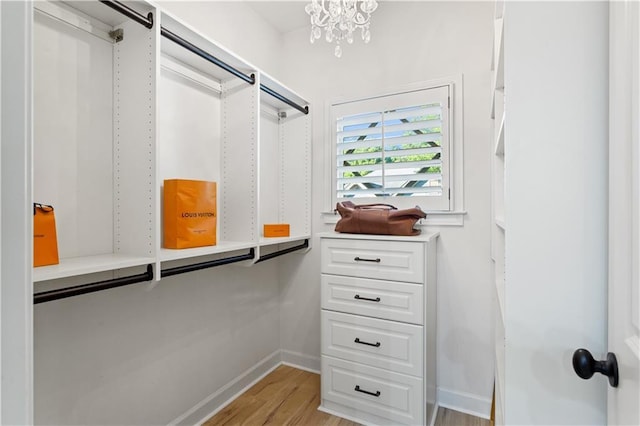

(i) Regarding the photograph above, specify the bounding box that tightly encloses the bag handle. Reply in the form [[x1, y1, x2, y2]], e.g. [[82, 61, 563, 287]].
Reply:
[[353, 203, 397, 210], [33, 203, 54, 215]]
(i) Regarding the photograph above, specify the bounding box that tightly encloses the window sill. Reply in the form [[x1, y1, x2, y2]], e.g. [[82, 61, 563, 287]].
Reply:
[[321, 210, 467, 227]]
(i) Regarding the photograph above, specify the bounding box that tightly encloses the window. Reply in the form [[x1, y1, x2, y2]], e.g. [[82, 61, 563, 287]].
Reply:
[[331, 85, 451, 211]]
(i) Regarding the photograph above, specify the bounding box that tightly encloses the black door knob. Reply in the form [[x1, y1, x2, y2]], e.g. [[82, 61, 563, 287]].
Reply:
[[572, 348, 619, 387]]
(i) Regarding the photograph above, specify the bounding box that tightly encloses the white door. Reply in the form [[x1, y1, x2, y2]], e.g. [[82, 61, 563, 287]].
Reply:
[[608, 1, 640, 424], [505, 1, 640, 423]]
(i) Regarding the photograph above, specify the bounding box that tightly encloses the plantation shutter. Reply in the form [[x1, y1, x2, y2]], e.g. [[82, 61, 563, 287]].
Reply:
[[336, 111, 384, 197], [334, 85, 450, 209]]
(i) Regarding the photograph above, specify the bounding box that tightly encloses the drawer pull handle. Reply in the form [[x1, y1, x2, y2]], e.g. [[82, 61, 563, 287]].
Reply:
[[354, 294, 381, 302], [354, 256, 381, 263], [354, 385, 381, 397], [355, 337, 381, 347]]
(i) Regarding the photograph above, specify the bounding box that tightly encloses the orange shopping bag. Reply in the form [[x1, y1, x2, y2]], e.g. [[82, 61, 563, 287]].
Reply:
[[33, 203, 59, 267], [164, 179, 217, 249]]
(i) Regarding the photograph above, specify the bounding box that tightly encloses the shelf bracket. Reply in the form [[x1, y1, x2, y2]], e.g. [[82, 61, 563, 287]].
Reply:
[[109, 28, 124, 43]]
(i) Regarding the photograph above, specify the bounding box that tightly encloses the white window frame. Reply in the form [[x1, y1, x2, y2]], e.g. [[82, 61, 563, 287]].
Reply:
[[323, 76, 465, 226]]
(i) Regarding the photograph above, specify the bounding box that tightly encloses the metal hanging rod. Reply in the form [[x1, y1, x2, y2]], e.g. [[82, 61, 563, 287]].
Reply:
[[160, 27, 309, 115], [34, 264, 154, 304], [256, 239, 309, 264], [98, 1, 308, 114], [161, 248, 255, 278], [260, 84, 309, 115], [32, 242, 305, 303], [161, 27, 256, 85], [98, 0, 153, 29]]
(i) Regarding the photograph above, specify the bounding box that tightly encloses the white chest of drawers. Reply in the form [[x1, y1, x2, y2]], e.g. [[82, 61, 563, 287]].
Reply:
[[318, 232, 438, 426]]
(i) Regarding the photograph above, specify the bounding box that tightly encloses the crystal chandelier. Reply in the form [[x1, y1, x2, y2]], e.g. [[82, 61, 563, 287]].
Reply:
[[305, 0, 378, 58]]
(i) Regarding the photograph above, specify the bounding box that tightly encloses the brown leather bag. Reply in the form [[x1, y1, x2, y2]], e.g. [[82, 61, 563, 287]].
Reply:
[[335, 201, 426, 236]]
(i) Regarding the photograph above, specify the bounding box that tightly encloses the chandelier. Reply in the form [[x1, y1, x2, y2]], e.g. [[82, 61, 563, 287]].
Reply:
[[304, 0, 379, 58]]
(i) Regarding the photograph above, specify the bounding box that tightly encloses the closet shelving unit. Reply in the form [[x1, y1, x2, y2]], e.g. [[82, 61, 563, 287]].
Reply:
[[31, 0, 311, 302], [490, 0, 505, 424], [257, 72, 312, 260], [157, 10, 261, 268], [32, 0, 158, 283]]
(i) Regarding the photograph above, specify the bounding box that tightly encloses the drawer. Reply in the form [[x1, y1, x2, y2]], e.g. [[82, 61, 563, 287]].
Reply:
[[322, 310, 423, 376], [321, 238, 424, 283], [321, 274, 424, 324], [321, 355, 424, 426]]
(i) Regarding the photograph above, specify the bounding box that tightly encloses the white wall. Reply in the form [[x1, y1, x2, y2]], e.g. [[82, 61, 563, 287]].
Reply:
[[35, 264, 281, 424], [277, 1, 495, 416]]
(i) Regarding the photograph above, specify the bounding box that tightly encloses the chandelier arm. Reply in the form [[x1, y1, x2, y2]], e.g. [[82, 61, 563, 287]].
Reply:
[[353, 15, 371, 25], [319, 0, 330, 15], [315, 14, 331, 27]]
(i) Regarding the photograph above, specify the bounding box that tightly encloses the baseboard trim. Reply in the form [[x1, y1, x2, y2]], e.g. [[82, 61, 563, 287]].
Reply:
[[437, 387, 492, 420], [169, 350, 282, 425], [429, 402, 440, 426], [170, 354, 492, 426], [317, 404, 370, 425], [280, 350, 320, 373]]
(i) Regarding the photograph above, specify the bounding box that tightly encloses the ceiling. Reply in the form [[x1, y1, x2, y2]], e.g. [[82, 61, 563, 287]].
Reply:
[[244, 1, 310, 34]]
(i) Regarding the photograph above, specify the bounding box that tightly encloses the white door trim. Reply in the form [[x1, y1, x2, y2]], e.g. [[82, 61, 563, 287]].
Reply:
[[608, 0, 640, 424], [1, 1, 34, 423]]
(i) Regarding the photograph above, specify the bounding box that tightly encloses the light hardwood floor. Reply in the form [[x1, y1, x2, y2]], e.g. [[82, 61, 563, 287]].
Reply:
[[203, 365, 490, 426], [435, 407, 491, 426]]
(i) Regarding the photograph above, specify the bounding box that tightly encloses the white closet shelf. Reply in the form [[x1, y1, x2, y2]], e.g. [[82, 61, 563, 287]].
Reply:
[[495, 277, 505, 324], [159, 241, 256, 262], [491, 41, 495, 72], [160, 11, 255, 81], [259, 234, 311, 247], [261, 72, 308, 112], [491, 87, 504, 120], [493, 17, 504, 91], [33, 254, 155, 282], [490, 17, 504, 120], [491, 89, 496, 119], [54, 0, 150, 28], [495, 113, 505, 155]]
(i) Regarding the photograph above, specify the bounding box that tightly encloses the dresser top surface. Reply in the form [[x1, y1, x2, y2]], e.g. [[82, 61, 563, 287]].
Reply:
[[317, 231, 439, 243]]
